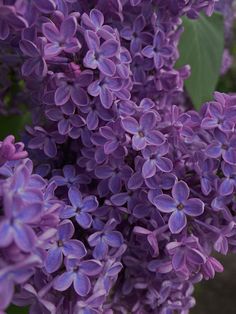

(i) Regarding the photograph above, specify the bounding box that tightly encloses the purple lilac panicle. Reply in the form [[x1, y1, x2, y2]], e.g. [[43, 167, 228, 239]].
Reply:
[[1, 1, 235, 313]]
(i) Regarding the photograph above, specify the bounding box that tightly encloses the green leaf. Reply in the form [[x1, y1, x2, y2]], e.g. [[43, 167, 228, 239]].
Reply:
[[7, 305, 28, 314], [176, 12, 224, 109], [0, 112, 30, 140]]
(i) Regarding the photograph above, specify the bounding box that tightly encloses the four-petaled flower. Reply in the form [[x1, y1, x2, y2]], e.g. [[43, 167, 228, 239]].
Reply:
[[42, 16, 81, 57], [120, 14, 151, 54], [45, 219, 87, 273], [142, 31, 174, 69], [61, 187, 98, 229], [53, 257, 102, 296], [88, 219, 124, 260], [84, 30, 119, 76], [205, 129, 236, 165], [142, 142, 173, 178], [154, 181, 204, 234], [121, 112, 165, 150]]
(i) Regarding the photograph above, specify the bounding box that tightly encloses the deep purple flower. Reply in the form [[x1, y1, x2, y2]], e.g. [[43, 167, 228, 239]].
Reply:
[[154, 181, 204, 233], [97, 121, 127, 155], [0, 5, 28, 40], [53, 258, 102, 296], [166, 236, 206, 276], [201, 99, 236, 132], [142, 31, 174, 69], [95, 161, 133, 193], [52, 164, 90, 188], [28, 126, 66, 158], [121, 112, 165, 150], [205, 129, 236, 165], [32, 0, 56, 13], [88, 219, 124, 260], [42, 16, 81, 57], [120, 15, 151, 54], [88, 75, 123, 109], [61, 187, 98, 229], [142, 142, 173, 178], [84, 30, 119, 76], [219, 162, 236, 196], [13, 283, 56, 314], [20, 39, 47, 77], [81, 9, 114, 39], [54, 70, 92, 106], [0, 256, 40, 310]]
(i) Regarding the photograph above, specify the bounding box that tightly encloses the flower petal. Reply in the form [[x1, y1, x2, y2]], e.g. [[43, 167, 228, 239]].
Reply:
[[153, 195, 176, 213], [184, 198, 204, 217], [74, 273, 91, 296], [168, 210, 187, 234], [68, 186, 83, 208], [45, 247, 63, 273], [76, 212, 92, 229], [53, 271, 74, 291], [172, 181, 189, 203], [121, 117, 139, 134], [104, 231, 123, 247], [98, 58, 116, 76], [80, 260, 102, 276], [63, 239, 87, 258]]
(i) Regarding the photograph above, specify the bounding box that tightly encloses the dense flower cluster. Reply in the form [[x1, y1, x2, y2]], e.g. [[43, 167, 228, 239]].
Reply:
[[0, 0, 236, 313]]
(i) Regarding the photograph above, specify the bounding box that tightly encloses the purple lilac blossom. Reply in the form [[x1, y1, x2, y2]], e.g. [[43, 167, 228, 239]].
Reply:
[[1, 1, 236, 313]]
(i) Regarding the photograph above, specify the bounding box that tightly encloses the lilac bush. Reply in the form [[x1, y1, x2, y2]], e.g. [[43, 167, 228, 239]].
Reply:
[[0, 1, 236, 314]]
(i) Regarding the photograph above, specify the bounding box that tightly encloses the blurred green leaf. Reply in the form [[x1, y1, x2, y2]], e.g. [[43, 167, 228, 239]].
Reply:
[[176, 12, 224, 109], [0, 112, 30, 140], [7, 305, 28, 314]]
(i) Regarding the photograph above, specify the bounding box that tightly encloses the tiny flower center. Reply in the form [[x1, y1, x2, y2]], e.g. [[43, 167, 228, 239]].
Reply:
[[177, 203, 184, 210], [222, 144, 228, 150], [138, 130, 145, 137], [58, 240, 64, 247]]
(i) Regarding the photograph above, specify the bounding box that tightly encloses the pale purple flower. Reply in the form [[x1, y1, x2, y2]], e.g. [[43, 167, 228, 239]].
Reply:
[[44, 220, 87, 273], [61, 186, 98, 229], [142, 142, 173, 178], [0, 199, 40, 252], [121, 112, 165, 150], [88, 219, 124, 260], [0, 135, 28, 165], [154, 181, 204, 233], [53, 258, 102, 296]]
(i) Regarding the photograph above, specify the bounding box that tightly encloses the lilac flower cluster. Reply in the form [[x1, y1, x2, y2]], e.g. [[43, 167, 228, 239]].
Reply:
[[1, 0, 236, 313]]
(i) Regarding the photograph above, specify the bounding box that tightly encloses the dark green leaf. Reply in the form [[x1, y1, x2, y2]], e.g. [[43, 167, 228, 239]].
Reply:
[[7, 305, 28, 314], [0, 112, 30, 140], [176, 13, 224, 109]]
